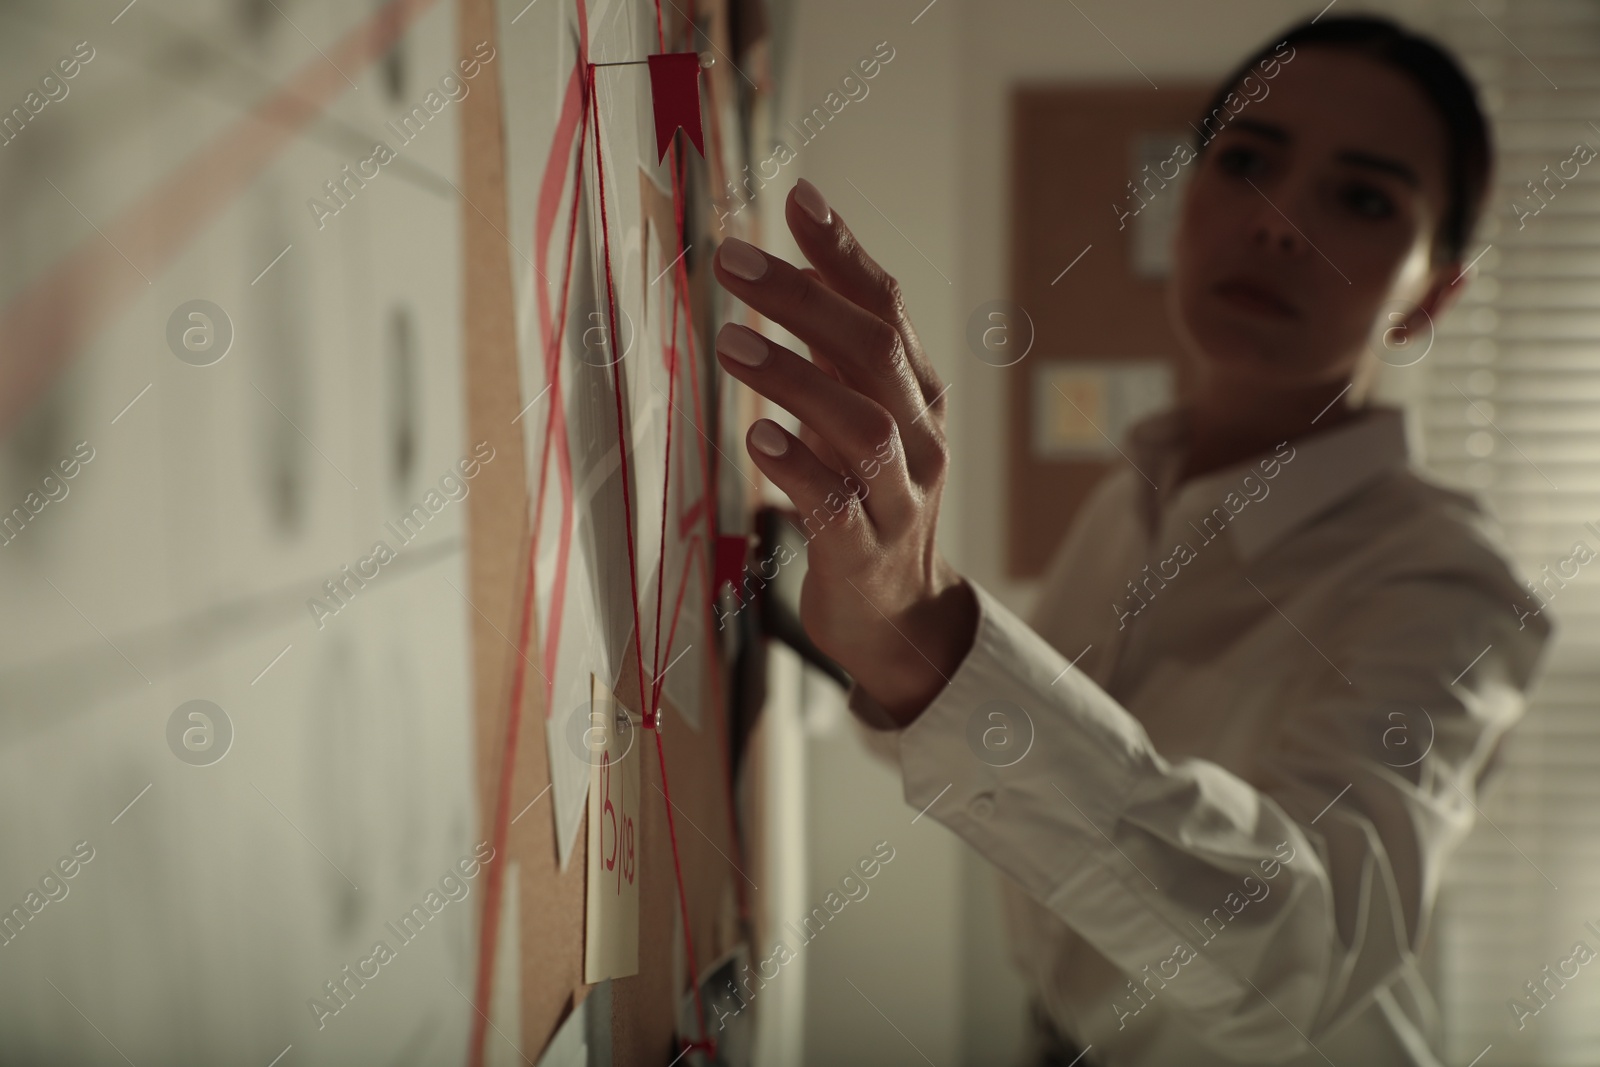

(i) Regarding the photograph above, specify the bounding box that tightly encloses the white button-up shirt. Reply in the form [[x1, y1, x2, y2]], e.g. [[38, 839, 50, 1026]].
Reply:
[[848, 402, 1555, 1066]]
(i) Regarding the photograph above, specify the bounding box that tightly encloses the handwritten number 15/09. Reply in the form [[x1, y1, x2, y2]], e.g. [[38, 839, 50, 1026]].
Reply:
[[598, 750, 636, 893]]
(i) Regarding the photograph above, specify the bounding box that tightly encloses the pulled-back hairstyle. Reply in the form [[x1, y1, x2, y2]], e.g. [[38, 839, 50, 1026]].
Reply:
[[1193, 14, 1494, 267]]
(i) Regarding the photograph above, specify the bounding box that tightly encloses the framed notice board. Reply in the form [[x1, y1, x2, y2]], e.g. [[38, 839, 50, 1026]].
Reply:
[[1006, 83, 1217, 579]]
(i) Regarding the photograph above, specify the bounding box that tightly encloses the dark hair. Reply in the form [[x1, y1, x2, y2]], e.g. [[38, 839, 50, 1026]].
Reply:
[[1192, 14, 1493, 268]]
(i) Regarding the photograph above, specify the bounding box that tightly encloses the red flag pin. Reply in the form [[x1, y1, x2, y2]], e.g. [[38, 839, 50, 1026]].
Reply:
[[646, 52, 710, 163], [713, 533, 751, 606]]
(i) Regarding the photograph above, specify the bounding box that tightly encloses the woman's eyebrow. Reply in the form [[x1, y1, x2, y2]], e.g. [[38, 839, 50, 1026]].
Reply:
[[1336, 150, 1420, 188], [1229, 118, 1289, 144], [1227, 118, 1420, 188]]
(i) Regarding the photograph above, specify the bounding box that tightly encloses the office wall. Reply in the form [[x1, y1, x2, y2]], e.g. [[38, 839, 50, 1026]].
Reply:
[[0, 2, 480, 1063]]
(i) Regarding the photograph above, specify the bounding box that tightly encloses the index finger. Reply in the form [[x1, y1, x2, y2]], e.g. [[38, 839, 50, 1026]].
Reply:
[[786, 179, 948, 429], [714, 240, 931, 479]]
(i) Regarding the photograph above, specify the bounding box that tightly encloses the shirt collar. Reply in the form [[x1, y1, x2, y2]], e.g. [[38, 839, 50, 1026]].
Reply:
[[1123, 402, 1413, 563]]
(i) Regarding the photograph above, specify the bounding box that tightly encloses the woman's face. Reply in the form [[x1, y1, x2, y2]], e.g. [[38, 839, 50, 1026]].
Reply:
[[1168, 46, 1459, 394]]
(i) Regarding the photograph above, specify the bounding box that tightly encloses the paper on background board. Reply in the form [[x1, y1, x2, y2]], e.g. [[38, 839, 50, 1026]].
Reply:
[[658, 291, 716, 735], [582, 0, 691, 709], [630, 163, 715, 733], [532, 185, 646, 871], [1030, 359, 1174, 460], [584, 674, 641, 982], [494, 0, 587, 873], [563, 0, 662, 628], [532, 512, 603, 872], [660, 544, 711, 733], [533, 989, 588, 1067], [496, 0, 719, 866], [676, 943, 757, 1067], [492, 0, 624, 871], [627, 381, 713, 734]]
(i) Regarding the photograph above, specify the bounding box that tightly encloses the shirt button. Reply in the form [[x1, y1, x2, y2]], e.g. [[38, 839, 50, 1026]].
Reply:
[[968, 792, 996, 819]]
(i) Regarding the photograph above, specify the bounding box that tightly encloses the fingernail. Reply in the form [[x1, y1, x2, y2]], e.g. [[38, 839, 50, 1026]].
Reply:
[[795, 178, 831, 226], [751, 419, 788, 457], [717, 325, 769, 367], [719, 238, 768, 281]]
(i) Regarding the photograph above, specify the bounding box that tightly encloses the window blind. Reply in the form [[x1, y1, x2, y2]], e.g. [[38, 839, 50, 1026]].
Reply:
[[1397, 2, 1600, 1062]]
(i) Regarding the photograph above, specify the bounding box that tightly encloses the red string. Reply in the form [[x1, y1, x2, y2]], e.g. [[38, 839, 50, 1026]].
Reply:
[[527, 0, 595, 723], [648, 190, 678, 731], [673, 0, 756, 941], [652, 0, 756, 989], [465, 57, 595, 1067], [528, 62, 592, 716], [587, 62, 653, 884], [650, 0, 754, 997], [469, 1, 752, 1055], [636, 4, 747, 1042], [464, 482, 540, 1067], [659, 180, 754, 938], [587, 59, 712, 1052], [683, 1038, 719, 1057]]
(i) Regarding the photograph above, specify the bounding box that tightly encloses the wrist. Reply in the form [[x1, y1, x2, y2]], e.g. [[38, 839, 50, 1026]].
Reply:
[[859, 569, 979, 728]]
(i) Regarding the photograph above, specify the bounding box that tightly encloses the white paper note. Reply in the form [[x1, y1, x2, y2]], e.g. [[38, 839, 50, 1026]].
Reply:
[[584, 674, 641, 981]]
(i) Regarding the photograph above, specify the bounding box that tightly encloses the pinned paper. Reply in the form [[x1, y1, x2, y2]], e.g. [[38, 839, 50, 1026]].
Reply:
[[676, 942, 755, 1063], [1031, 359, 1173, 460], [532, 973, 588, 1067], [584, 675, 641, 982], [647, 53, 705, 162]]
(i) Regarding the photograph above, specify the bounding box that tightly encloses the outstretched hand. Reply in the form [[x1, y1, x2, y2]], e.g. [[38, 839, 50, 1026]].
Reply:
[[711, 178, 978, 728]]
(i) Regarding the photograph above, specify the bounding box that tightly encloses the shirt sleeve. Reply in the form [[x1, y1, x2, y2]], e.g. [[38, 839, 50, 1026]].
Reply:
[[848, 567, 1554, 1064]]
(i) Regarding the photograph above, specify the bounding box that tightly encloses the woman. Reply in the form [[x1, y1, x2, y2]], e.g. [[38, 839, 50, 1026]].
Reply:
[[711, 14, 1552, 1067]]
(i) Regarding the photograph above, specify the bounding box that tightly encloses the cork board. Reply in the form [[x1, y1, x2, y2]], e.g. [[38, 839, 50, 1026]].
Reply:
[[1006, 84, 1215, 578], [458, 0, 771, 1062]]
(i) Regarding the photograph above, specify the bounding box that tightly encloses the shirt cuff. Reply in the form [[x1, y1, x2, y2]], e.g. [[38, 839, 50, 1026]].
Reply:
[[852, 577, 1155, 904]]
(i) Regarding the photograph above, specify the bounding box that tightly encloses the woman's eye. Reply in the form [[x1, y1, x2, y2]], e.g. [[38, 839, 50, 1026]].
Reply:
[[1345, 184, 1394, 218], [1217, 146, 1267, 177]]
